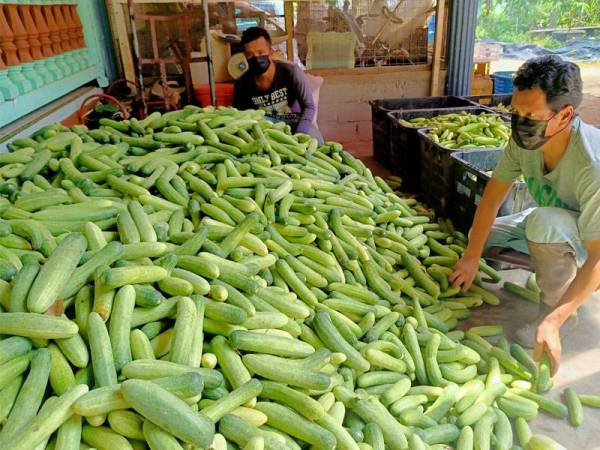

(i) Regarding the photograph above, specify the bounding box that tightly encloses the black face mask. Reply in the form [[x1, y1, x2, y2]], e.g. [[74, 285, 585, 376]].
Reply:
[[510, 110, 569, 150], [247, 55, 271, 76], [510, 114, 551, 150]]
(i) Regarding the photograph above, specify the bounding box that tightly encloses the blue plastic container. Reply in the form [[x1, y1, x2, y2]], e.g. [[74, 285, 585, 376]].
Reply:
[[427, 16, 436, 42], [493, 71, 514, 94]]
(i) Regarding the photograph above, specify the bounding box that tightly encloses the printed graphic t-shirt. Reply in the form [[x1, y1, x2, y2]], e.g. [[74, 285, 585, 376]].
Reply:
[[493, 117, 600, 241], [233, 61, 316, 134]]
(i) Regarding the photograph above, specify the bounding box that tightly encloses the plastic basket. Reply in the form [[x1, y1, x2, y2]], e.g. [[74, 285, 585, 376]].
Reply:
[[464, 93, 511, 107], [194, 83, 234, 107], [369, 96, 473, 165], [417, 126, 506, 216], [388, 106, 497, 193], [450, 149, 534, 232], [493, 71, 514, 94]]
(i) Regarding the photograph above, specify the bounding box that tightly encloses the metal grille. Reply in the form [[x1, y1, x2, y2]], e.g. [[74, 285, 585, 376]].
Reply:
[[294, 0, 436, 68]]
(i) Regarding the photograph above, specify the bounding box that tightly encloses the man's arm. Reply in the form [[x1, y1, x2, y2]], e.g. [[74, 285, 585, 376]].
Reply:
[[535, 240, 600, 373], [449, 178, 514, 291], [289, 67, 316, 133]]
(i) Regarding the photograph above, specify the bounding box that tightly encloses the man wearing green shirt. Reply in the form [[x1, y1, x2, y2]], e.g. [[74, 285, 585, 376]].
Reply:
[[450, 55, 600, 374]]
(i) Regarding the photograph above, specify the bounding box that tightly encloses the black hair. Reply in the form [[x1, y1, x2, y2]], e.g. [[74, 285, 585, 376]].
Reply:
[[241, 27, 272, 47], [513, 55, 583, 111]]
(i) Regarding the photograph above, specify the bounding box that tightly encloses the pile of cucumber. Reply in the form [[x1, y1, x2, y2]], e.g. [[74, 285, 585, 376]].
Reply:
[[398, 112, 505, 131], [0, 105, 589, 450], [426, 118, 510, 150], [398, 111, 510, 150]]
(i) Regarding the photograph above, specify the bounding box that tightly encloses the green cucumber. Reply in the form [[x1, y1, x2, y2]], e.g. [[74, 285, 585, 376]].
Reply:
[[121, 379, 215, 448]]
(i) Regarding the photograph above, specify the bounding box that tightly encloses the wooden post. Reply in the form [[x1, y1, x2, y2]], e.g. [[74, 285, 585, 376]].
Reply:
[[6, 4, 33, 63], [429, 0, 446, 96], [33, 5, 54, 58], [33, 4, 63, 81], [20, 5, 43, 60], [110, 0, 135, 82], [44, 3, 64, 55], [284, 1, 294, 61], [20, 4, 53, 84]]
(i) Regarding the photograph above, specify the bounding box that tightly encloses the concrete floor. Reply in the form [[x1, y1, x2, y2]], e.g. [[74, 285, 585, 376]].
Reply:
[[467, 269, 600, 449], [346, 151, 600, 448]]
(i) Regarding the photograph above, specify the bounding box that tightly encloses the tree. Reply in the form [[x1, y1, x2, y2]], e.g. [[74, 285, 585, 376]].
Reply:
[[476, 0, 600, 44]]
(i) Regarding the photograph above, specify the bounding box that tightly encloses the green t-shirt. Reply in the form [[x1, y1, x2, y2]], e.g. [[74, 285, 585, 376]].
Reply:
[[493, 117, 600, 241]]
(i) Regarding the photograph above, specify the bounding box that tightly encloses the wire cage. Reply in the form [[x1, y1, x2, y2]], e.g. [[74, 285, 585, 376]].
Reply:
[[295, 0, 435, 69]]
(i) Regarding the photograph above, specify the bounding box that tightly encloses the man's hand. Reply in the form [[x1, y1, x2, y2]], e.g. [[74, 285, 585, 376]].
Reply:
[[533, 315, 561, 375], [449, 254, 480, 292]]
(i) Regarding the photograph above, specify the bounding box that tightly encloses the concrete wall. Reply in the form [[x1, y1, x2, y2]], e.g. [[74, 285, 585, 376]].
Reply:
[[310, 67, 447, 143]]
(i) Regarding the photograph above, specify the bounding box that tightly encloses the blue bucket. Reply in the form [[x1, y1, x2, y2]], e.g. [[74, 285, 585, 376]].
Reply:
[[493, 71, 514, 94]]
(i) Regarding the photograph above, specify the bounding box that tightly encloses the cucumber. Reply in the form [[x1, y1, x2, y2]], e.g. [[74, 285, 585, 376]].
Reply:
[[108, 285, 136, 371], [121, 359, 223, 390], [564, 387, 583, 426], [121, 379, 215, 448], [202, 378, 263, 422], [27, 233, 87, 313], [230, 330, 315, 358], [0, 336, 32, 364], [82, 425, 133, 450], [0, 313, 78, 339], [350, 396, 409, 450], [425, 382, 459, 422], [48, 343, 76, 395], [0, 348, 51, 439], [219, 414, 287, 450], [101, 265, 169, 289], [473, 410, 497, 450], [255, 401, 336, 449], [204, 297, 247, 324], [9, 255, 40, 312], [107, 410, 145, 440], [456, 425, 474, 450], [259, 380, 325, 420], [130, 329, 156, 360], [419, 423, 460, 445], [313, 311, 370, 372], [131, 297, 179, 327], [74, 286, 92, 336], [0, 384, 89, 450], [515, 389, 568, 418], [242, 353, 330, 391], [143, 419, 185, 450], [88, 312, 118, 387], [212, 335, 252, 390], [525, 435, 567, 450], [55, 414, 82, 450], [497, 393, 538, 420], [168, 296, 197, 364], [133, 283, 163, 308], [0, 375, 23, 423]]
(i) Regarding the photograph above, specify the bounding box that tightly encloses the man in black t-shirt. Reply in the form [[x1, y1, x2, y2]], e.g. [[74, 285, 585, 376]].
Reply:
[[233, 27, 323, 144]]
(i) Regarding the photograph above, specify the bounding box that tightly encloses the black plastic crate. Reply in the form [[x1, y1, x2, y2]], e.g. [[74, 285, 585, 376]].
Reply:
[[450, 149, 534, 232], [417, 126, 507, 216], [388, 106, 497, 193], [369, 96, 472, 165], [464, 94, 512, 116]]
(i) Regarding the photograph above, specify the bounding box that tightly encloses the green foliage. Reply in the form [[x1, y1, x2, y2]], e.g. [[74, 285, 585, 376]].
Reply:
[[476, 0, 600, 45]]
